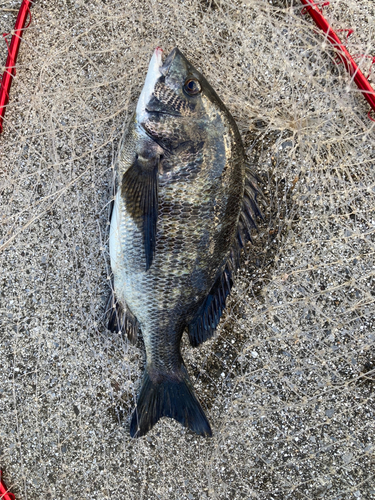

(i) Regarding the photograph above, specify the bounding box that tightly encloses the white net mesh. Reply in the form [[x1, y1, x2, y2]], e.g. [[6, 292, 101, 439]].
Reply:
[[0, 0, 374, 498]]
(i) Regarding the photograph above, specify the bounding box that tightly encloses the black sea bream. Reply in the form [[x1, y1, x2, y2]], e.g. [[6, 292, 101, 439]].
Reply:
[[108, 47, 261, 437]]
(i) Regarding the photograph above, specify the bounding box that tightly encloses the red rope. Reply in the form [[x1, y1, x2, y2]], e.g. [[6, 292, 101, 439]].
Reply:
[[0, 1, 32, 134], [0, 470, 15, 500], [300, 0, 375, 117]]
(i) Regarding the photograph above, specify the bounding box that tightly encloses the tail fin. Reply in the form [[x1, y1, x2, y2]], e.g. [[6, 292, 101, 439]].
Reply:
[[130, 365, 212, 438]]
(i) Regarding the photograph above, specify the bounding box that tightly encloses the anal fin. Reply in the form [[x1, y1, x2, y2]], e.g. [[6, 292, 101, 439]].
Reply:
[[106, 291, 140, 344]]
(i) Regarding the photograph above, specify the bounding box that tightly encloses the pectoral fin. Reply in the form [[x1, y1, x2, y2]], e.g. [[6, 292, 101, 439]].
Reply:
[[121, 154, 159, 270]]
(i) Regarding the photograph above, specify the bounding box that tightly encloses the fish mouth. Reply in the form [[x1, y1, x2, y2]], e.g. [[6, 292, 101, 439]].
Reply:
[[136, 47, 164, 123], [143, 47, 182, 118], [160, 47, 179, 76], [137, 47, 183, 128], [144, 108, 181, 117]]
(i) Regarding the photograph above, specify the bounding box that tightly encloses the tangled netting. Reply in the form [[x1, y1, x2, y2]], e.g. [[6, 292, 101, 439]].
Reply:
[[0, 0, 374, 498]]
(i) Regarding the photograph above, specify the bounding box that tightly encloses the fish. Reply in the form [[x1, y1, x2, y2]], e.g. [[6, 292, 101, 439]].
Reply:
[[108, 47, 262, 438]]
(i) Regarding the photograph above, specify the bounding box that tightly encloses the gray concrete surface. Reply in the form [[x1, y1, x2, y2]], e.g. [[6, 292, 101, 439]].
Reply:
[[0, 0, 374, 498]]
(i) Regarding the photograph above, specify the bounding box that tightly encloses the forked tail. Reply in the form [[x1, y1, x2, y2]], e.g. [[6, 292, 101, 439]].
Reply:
[[130, 365, 212, 438]]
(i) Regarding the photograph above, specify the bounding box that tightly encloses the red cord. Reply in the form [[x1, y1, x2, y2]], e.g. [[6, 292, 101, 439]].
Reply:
[[349, 54, 375, 79], [0, 471, 15, 500], [336, 28, 354, 39], [300, 0, 375, 118], [0, 1, 32, 133]]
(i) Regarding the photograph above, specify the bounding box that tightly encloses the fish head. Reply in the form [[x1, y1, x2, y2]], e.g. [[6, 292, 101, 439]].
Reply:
[[136, 47, 234, 154]]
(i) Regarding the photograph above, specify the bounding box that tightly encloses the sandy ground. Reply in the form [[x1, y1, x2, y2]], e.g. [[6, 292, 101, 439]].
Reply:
[[0, 0, 374, 498]]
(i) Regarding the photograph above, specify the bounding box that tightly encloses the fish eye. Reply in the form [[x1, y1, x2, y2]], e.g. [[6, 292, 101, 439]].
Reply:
[[184, 78, 201, 96]]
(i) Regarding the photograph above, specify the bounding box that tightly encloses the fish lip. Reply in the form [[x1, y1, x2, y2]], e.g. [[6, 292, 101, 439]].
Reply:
[[136, 48, 164, 123], [160, 47, 179, 76]]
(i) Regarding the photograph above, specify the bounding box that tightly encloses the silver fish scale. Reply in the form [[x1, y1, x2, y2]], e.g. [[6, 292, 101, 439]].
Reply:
[[113, 122, 243, 374]]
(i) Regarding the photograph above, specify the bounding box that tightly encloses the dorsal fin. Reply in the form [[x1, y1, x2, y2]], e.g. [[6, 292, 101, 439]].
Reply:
[[188, 266, 233, 347], [187, 163, 262, 347], [121, 154, 159, 271]]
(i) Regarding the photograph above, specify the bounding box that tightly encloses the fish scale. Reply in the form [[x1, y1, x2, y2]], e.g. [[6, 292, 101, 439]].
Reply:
[[108, 47, 261, 437]]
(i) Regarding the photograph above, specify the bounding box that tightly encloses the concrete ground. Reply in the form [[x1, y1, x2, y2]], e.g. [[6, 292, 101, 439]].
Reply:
[[0, 0, 374, 498]]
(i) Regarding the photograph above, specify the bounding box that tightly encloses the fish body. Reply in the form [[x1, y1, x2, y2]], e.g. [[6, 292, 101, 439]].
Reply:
[[109, 47, 261, 437]]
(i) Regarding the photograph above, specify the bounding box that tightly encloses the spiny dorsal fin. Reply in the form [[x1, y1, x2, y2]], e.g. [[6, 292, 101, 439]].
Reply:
[[187, 163, 263, 348], [121, 154, 159, 270], [237, 164, 263, 249]]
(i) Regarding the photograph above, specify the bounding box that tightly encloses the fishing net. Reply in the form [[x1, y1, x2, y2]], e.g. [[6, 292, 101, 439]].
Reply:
[[0, 0, 374, 498]]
